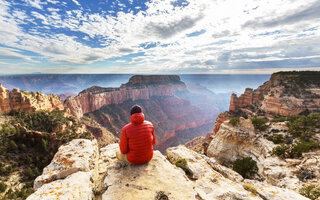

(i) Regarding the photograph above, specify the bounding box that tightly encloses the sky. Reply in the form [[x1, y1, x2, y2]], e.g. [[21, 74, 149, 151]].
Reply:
[[0, 0, 320, 74]]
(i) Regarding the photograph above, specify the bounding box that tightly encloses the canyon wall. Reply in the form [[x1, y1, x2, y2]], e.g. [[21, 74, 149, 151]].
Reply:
[[64, 75, 186, 118], [0, 83, 64, 114], [65, 75, 217, 152], [229, 71, 320, 116]]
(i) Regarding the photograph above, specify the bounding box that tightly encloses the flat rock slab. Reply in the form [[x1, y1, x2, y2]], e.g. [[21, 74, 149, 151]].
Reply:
[[27, 171, 93, 200], [34, 139, 98, 190], [167, 145, 262, 200], [101, 146, 197, 200], [244, 180, 309, 200]]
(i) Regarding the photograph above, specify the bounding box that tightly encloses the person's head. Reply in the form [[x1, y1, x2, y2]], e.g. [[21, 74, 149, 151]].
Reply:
[[130, 105, 142, 115]]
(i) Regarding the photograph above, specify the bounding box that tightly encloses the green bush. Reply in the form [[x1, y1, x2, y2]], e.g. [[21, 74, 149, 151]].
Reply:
[[0, 181, 7, 193], [229, 117, 240, 126], [175, 158, 188, 169], [299, 185, 320, 200], [288, 113, 320, 138], [9, 140, 18, 151], [270, 144, 289, 157], [232, 157, 258, 179], [272, 134, 284, 144], [243, 183, 257, 194], [291, 139, 319, 157], [24, 167, 34, 180], [174, 158, 193, 179], [251, 118, 269, 132], [271, 117, 287, 122]]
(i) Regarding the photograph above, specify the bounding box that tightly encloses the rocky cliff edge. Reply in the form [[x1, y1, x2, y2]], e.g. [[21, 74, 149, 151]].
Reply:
[[27, 139, 307, 200], [0, 83, 64, 114]]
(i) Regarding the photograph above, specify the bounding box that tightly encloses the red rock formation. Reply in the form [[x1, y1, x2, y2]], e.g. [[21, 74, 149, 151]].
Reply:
[[65, 76, 186, 119], [0, 83, 64, 114], [228, 71, 320, 116], [65, 75, 217, 152]]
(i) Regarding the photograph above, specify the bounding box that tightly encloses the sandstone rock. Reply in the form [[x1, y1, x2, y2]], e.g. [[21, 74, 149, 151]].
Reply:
[[167, 145, 261, 200], [101, 144, 197, 200], [244, 180, 309, 200], [207, 118, 271, 165], [185, 136, 206, 153], [228, 72, 320, 116], [64, 75, 187, 118], [34, 139, 99, 190], [28, 139, 309, 200], [27, 171, 94, 200], [0, 83, 64, 114]]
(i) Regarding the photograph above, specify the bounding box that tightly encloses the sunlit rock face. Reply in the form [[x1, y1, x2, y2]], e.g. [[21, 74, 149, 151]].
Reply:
[[205, 71, 320, 192], [229, 71, 320, 116], [65, 75, 218, 152], [64, 75, 187, 118], [27, 139, 308, 200], [0, 83, 64, 114]]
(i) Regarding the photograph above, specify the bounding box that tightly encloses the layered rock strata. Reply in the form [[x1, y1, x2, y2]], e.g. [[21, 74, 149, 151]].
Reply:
[[27, 139, 308, 200], [64, 75, 186, 119], [0, 83, 64, 114], [65, 75, 217, 152], [207, 118, 320, 191], [229, 71, 320, 116]]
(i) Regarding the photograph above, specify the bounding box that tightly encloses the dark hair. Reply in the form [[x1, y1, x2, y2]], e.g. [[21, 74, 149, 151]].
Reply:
[[130, 105, 142, 115]]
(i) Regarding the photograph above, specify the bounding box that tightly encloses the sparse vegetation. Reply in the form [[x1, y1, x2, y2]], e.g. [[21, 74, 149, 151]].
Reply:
[[299, 184, 320, 200], [243, 183, 258, 194], [270, 113, 320, 159], [0, 181, 7, 193], [0, 110, 93, 199], [175, 158, 188, 169], [174, 158, 194, 179], [251, 117, 269, 132], [270, 144, 289, 157], [272, 134, 284, 144], [270, 139, 318, 158], [229, 117, 240, 126], [232, 157, 258, 179]]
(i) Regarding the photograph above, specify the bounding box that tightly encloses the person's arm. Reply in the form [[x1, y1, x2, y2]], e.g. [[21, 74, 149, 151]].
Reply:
[[119, 127, 129, 154], [152, 126, 156, 145]]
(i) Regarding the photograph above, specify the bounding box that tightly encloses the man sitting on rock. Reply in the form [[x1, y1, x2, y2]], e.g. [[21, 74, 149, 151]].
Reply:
[[116, 105, 156, 164]]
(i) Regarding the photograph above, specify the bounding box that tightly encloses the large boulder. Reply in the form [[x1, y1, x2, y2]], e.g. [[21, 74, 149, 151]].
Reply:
[[167, 145, 308, 200], [33, 139, 99, 190], [100, 144, 197, 200], [27, 139, 309, 200], [27, 172, 94, 200]]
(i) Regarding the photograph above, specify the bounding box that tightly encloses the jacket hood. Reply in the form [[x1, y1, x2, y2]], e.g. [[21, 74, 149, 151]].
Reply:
[[130, 113, 145, 124]]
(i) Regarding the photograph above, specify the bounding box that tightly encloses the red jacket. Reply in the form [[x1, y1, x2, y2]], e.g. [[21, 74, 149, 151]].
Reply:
[[119, 113, 156, 164]]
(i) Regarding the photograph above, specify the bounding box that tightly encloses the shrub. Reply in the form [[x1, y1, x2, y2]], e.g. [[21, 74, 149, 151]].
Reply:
[[232, 157, 258, 179], [174, 158, 193, 179], [229, 117, 240, 126], [291, 139, 319, 157], [41, 138, 48, 152], [272, 134, 284, 144], [270, 144, 289, 157], [243, 183, 258, 194], [0, 181, 7, 193], [175, 158, 188, 169], [9, 140, 18, 151], [24, 167, 34, 180], [251, 118, 269, 132], [299, 185, 320, 200], [271, 117, 287, 123]]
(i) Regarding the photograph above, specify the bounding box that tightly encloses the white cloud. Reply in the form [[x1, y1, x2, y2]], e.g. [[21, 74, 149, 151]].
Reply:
[[23, 0, 46, 10], [0, 0, 319, 73], [71, 0, 81, 6]]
